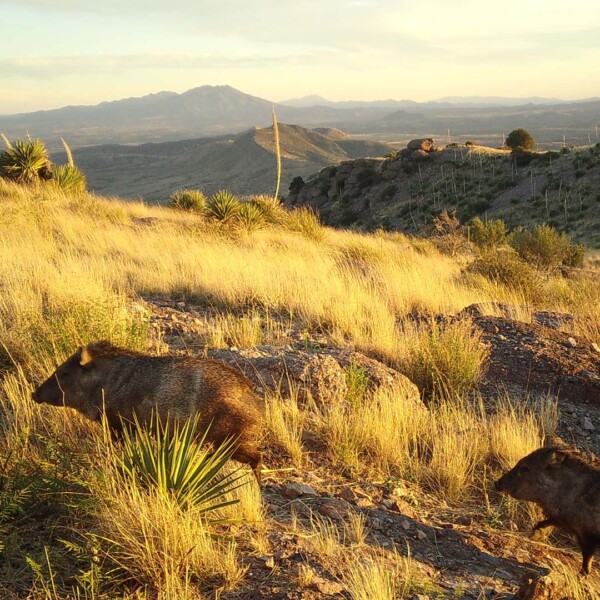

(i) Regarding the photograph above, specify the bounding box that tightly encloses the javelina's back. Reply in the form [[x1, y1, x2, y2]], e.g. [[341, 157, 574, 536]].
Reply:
[[495, 446, 600, 574], [32, 341, 265, 481]]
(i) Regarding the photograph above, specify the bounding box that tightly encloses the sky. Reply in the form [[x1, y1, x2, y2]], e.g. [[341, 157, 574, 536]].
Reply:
[[1, 0, 599, 114]]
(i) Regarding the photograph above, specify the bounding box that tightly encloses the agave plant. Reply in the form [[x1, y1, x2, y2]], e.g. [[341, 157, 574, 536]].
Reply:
[[52, 164, 87, 193], [0, 138, 51, 183], [249, 194, 286, 224], [118, 411, 246, 514], [236, 202, 267, 232], [169, 188, 206, 212], [205, 190, 241, 225]]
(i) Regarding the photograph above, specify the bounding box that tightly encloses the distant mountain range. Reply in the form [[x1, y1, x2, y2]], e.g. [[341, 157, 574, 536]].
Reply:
[[2, 85, 600, 150], [61, 123, 395, 201]]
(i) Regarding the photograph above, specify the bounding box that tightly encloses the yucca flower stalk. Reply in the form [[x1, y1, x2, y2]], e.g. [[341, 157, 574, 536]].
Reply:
[[272, 107, 282, 199]]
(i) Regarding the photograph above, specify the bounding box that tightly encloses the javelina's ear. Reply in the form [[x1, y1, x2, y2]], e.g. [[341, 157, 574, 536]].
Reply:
[[79, 346, 94, 368], [546, 449, 566, 469]]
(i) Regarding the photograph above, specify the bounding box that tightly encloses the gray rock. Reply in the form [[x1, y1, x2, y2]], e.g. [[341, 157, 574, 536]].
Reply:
[[280, 482, 319, 499]]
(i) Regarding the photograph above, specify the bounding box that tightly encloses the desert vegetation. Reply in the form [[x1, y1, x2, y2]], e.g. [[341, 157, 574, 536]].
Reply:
[[0, 177, 599, 597]]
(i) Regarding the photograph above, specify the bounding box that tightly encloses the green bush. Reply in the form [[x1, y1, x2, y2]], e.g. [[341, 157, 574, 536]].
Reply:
[[118, 412, 246, 513], [236, 202, 267, 232], [0, 138, 51, 183], [52, 164, 87, 193], [511, 224, 584, 271], [469, 217, 509, 250], [506, 128, 535, 151], [205, 190, 241, 224], [249, 194, 286, 224], [169, 189, 206, 212], [466, 250, 541, 297]]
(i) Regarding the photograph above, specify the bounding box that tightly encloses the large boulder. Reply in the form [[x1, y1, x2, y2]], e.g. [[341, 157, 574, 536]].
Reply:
[[407, 138, 435, 152], [208, 345, 421, 406]]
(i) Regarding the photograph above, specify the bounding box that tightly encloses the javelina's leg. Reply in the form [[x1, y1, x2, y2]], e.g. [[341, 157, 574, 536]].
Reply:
[[531, 518, 558, 541], [578, 535, 598, 575], [533, 518, 559, 530], [233, 446, 263, 485]]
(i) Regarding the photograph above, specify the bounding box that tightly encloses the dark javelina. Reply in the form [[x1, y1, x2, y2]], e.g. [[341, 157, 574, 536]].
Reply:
[[32, 341, 265, 482], [495, 446, 600, 574]]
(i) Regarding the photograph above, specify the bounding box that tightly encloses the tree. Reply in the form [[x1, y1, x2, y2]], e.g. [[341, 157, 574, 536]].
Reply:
[[506, 128, 535, 151]]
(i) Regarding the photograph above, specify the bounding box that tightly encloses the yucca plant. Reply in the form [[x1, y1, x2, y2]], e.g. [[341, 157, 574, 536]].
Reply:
[[52, 164, 87, 193], [118, 412, 247, 514], [205, 189, 241, 225], [0, 138, 51, 183], [249, 194, 286, 224], [236, 202, 267, 232], [169, 188, 206, 212]]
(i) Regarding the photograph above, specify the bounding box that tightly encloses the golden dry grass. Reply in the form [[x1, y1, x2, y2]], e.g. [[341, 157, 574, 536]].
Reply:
[[1, 179, 599, 597]]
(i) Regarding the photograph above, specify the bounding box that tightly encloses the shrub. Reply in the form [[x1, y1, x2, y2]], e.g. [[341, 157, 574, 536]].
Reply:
[[469, 217, 509, 250], [0, 138, 52, 183], [169, 189, 206, 212], [289, 176, 305, 194], [236, 202, 267, 232], [506, 128, 535, 151], [249, 194, 286, 224], [205, 190, 241, 224], [466, 249, 541, 296], [51, 164, 87, 193], [402, 319, 488, 398], [511, 224, 584, 271], [285, 206, 325, 241]]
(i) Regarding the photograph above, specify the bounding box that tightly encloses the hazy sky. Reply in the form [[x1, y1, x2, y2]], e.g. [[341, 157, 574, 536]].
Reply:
[[1, 0, 599, 114]]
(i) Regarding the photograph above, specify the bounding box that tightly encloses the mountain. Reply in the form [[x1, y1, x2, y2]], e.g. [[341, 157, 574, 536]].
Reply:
[[432, 95, 565, 107], [3, 85, 600, 151], [62, 123, 395, 201]]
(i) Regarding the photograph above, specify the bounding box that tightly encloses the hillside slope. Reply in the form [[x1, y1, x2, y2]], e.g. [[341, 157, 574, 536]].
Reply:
[[63, 123, 395, 200], [286, 141, 600, 247]]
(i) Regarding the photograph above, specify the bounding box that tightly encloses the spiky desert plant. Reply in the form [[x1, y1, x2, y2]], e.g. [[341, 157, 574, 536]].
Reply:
[[52, 164, 87, 193], [272, 107, 282, 199], [249, 194, 287, 224], [169, 188, 206, 212], [237, 202, 267, 232], [206, 189, 242, 225], [0, 138, 51, 183], [118, 411, 246, 514]]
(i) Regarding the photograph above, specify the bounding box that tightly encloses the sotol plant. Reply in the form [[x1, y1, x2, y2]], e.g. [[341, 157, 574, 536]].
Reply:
[[206, 190, 242, 224], [0, 138, 51, 183]]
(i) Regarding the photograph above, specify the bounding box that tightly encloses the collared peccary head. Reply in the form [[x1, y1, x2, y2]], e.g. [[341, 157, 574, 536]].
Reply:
[[31, 346, 101, 419], [494, 446, 567, 502]]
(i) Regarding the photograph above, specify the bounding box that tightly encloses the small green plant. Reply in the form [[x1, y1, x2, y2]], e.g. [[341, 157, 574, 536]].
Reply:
[[511, 224, 584, 271], [469, 217, 509, 250], [249, 194, 286, 224], [169, 188, 206, 212], [206, 190, 242, 224], [236, 202, 267, 232], [118, 412, 246, 514], [0, 138, 51, 183], [506, 128, 535, 151], [52, 164, 87, 193], [466, 249, 541, 296]]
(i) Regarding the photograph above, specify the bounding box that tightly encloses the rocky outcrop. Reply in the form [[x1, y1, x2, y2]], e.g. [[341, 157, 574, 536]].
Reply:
[[209, 345, 421, 406]]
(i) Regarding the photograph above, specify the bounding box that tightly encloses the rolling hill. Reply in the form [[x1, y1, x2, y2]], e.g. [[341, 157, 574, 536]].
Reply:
[[64, 123, 395, 201]]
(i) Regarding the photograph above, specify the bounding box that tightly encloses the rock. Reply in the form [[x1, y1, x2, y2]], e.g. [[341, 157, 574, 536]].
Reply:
[[411, 149, 430, 162], [567, 337, 577, 348], [280, 482, 319, 499], [407, 138, 435, 152], [581, 415, 595, 431], [517, 575, 559, 600], [209, 345, 422, 406], [416, 529, 428, 541], [313, 579, 344, 595], [318, 498, 353, 520], [339, 487, 358, 502]]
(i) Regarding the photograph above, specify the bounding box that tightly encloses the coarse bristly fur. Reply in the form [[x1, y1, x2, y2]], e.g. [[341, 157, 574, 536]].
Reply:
[[495, 445, 600, 575], [32, 341, 265, 482]]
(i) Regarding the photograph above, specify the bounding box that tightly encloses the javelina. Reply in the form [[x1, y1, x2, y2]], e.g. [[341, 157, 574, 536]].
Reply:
[[495, 446, 600, 574], [32, 341, 265, 482]]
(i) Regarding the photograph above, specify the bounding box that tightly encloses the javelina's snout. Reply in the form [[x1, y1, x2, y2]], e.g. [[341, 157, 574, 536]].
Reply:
[[494, 478, 503, 492], [31, 389, 40, 403]]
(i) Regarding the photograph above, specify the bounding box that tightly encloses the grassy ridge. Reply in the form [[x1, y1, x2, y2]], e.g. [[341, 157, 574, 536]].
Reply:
[[1, 179, 598, 597]]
